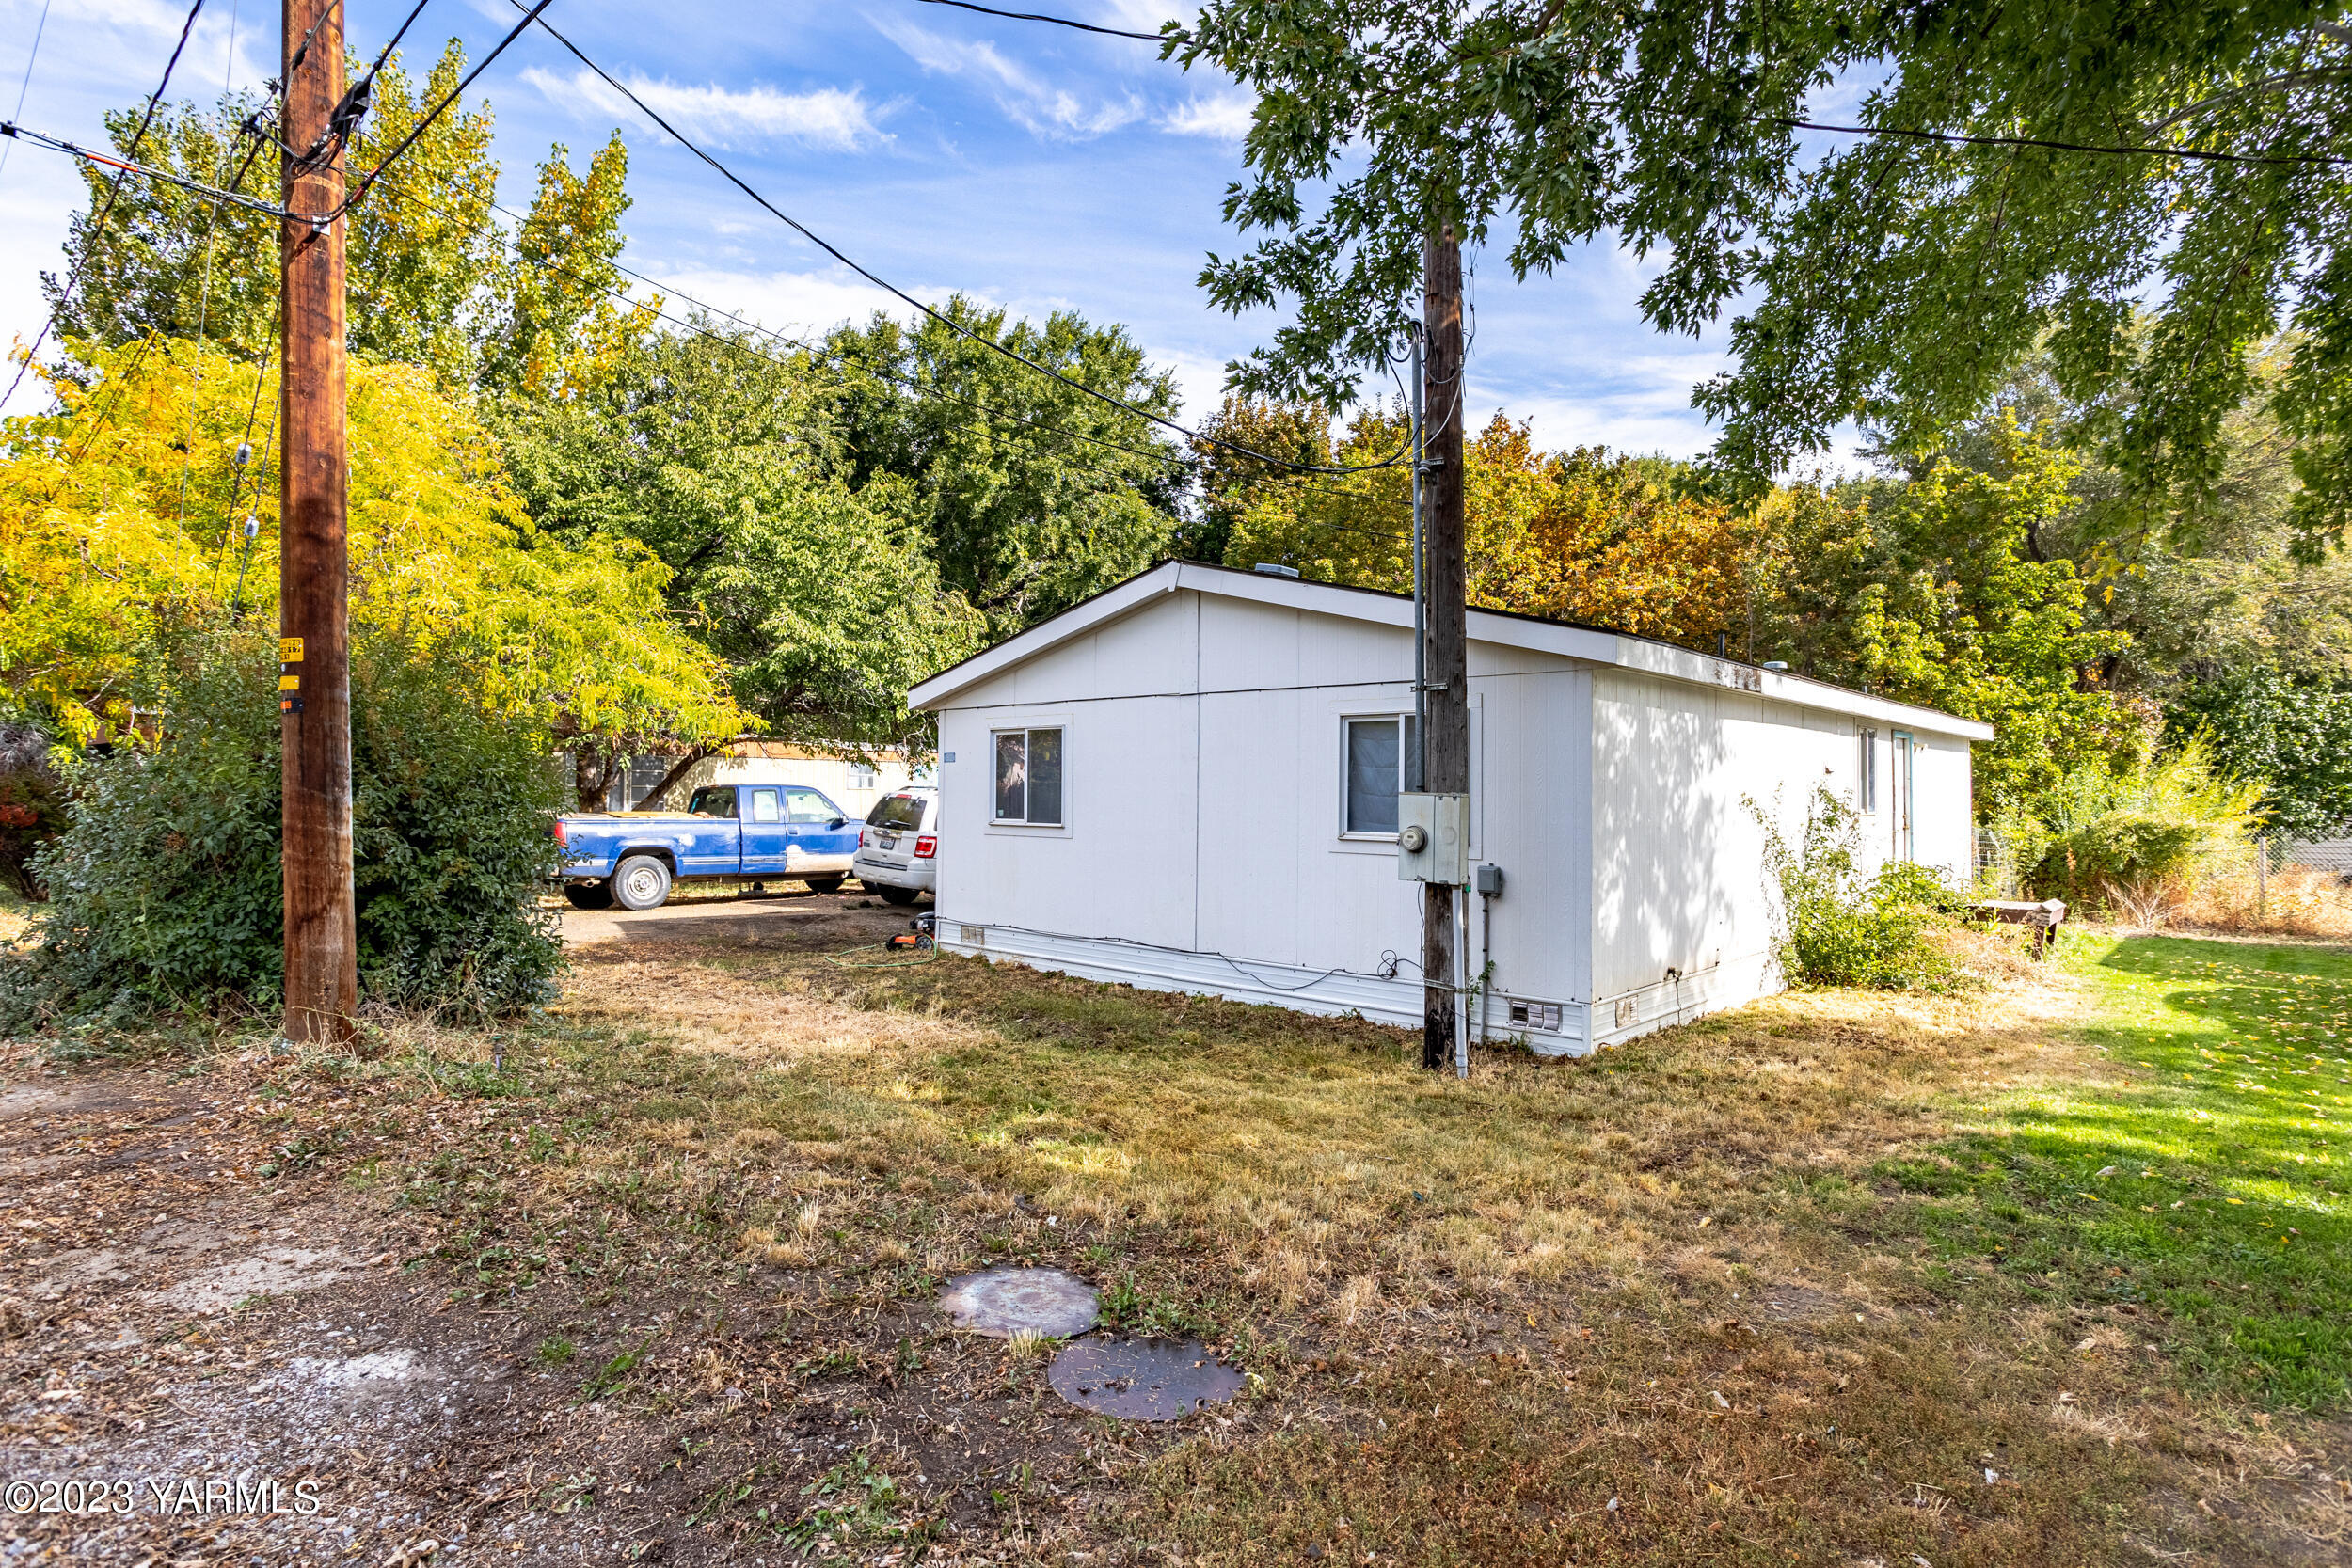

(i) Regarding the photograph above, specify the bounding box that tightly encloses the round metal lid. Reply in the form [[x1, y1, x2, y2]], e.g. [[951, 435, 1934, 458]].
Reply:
[[1048, 1338, 1246, 1422], [936, 1265, 1100, 1339]]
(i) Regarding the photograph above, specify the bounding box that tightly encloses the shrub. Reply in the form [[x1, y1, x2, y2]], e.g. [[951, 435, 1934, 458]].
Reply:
[[3, 629, 563, 1030], [2012, 736, 2263, 918], [1755, 788, 1966, 990]]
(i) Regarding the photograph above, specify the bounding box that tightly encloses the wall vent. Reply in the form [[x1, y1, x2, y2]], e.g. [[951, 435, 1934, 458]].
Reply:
[[1613, 997, 1638, 1029], [1506, 998, 1564, 1032], [960, 924, 988, 948]]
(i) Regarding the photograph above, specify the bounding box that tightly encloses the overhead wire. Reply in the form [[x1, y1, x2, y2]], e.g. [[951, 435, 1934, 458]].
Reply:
[[502, 0, 1409, 478], [907, 0, 2352, 169], [0, 0, 207, 411], [326, 0, 554, 216], [905, 0, 1179, 42], [178, 0, 243, 530], [348, 141, 1410, 528], [0, 122, 292, 216], [0, 0, 54, 186]]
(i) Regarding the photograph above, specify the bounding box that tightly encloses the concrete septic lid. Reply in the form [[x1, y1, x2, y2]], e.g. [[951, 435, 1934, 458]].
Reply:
[[1048, 1338, 1246, 1422], [936, 1266, 1099, 1338]]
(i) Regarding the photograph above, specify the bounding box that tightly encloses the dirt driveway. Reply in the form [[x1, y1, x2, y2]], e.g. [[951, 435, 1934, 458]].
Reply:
[[0, 892, 948, 1568], [559, 885, 927, 951]]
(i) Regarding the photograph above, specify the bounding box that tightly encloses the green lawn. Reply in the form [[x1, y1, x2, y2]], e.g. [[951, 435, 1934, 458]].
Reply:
[[1886, 932, 2352, 1410]]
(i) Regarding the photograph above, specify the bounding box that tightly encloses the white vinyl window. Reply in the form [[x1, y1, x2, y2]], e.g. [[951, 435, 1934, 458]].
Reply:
[[993, 727, 1064, 826], [1858, 728, 1879, 814], [1343, 714, 1418, 836]]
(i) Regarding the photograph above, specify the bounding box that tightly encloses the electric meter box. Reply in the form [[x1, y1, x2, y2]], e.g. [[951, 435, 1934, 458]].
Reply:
[[1396, 792, 1468, 885]]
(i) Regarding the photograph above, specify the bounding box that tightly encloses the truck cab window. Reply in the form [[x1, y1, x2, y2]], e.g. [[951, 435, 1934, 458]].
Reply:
[[747, 788, 781, 824], [688, 786, 738, 819], [787, 788, 843, 825]]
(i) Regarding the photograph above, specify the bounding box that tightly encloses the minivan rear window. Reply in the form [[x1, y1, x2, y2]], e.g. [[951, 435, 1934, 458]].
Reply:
[[866, 793, 928, 831]]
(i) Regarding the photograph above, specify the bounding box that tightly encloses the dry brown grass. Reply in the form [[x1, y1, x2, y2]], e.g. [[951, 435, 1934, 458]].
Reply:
[[2177, 863, 2352, 940], [484, 938, 2349, 1565]]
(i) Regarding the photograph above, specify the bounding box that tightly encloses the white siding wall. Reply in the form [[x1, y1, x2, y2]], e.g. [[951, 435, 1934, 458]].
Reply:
[[932, 592, 1203, 955], [1588, 673, 1979, 1040], [1589, 672, 1816, 1008], [1908, 735, 1977, 882], [930, 583, 1978, 1053], [931, 593, 1599, 1043]]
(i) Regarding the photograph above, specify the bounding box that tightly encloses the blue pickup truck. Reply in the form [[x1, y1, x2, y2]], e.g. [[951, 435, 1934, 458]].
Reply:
[[555, 784, 861, 910]]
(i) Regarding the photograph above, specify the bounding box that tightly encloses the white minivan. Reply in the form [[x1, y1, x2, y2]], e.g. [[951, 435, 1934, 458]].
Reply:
[[852, 786, 937, 906]]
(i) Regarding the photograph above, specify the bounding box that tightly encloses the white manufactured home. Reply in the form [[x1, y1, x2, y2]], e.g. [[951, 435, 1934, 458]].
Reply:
[[908, 562, 1991, 1055]]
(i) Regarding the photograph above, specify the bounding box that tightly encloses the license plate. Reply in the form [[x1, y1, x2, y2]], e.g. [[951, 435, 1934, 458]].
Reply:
[[878, 835, 898, 850]]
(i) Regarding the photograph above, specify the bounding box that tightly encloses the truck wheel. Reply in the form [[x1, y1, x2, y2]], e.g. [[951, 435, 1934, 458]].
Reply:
[[564, 881, 614, 911], [612, 855, 673, 911], [876, 884, 919, 907], [803, 876, 846, 895]]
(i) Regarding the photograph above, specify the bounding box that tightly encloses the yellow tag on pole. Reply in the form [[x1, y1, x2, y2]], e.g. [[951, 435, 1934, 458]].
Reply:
[[278, 674, 301, 691], [280, 637, 304, 662]]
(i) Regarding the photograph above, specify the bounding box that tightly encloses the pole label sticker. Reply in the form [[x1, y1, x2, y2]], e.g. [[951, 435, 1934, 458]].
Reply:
[[280, 638, 304, 662]]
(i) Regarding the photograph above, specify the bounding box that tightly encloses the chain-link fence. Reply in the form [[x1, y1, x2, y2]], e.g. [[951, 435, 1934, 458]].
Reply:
[[2283, 837, 2352, 878]]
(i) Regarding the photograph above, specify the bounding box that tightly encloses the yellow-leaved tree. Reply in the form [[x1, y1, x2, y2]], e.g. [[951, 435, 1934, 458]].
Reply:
[[1218, 406, 1754, 653], [0, 337, 747, 756]]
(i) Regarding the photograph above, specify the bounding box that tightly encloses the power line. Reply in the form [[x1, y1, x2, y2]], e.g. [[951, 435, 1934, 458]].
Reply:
[[329, 0, 554, 217], [0, 0, 54, 186], [906, 0, 1178, 43], [0, 122, 291, 217], [505, 0, 1406, 478], [0, 0, 206, 411]]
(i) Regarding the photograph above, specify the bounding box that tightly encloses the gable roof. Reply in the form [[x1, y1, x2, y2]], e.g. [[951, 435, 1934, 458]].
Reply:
[[910, 561, 1994, 741]]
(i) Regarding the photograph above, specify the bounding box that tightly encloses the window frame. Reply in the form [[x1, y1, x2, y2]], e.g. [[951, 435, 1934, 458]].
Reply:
[[784, 786, 846, 826], [990, 725, 1067, 829], [1337, 711, 1418, 843], [1857, 727, 1880, 815]]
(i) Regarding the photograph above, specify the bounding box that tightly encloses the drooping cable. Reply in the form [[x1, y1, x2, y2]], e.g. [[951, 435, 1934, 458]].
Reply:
[[906, 0, 1179, 42], [178, 0, 243, 530], [504, 0, 1408, 478], [0, 0, 207, 411], [0, 0, 54, 186], [327, 0, 555, 215]]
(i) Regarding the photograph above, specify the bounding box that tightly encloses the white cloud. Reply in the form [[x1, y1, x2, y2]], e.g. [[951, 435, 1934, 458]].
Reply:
[[632, 263, 936, 341], [1160, 90, 1254, 142], [520, 67, 890, 151], [869, 15, 1143, 140]]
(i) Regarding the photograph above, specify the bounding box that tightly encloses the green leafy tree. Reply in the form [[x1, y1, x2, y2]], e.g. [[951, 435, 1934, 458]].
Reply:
[[1176, 1, 2352, 556], [498, 325, 981, 752], [2165, 670, 2352, 844], [41, 46, 638, 388], [1187, 394, 1335, 563], [819, 299, 1186, 634], [1754, 416, 2131, 808]]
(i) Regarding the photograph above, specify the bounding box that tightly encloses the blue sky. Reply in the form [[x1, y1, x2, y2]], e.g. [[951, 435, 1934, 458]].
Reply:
[[0, 0, 1756, 457]]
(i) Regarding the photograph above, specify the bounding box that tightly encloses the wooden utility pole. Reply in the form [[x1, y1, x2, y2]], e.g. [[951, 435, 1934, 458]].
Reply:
[[278, 0, 357, 1043], [1420, 228, 1467, 1071]]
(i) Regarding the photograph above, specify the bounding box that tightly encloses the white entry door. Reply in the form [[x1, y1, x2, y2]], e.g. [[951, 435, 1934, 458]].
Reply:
[[1890, 731, 1915, 863]]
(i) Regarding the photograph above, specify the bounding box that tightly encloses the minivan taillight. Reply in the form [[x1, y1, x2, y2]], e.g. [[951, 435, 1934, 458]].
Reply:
[[859, 827, 868, 848], [914, 835, 937, 859]]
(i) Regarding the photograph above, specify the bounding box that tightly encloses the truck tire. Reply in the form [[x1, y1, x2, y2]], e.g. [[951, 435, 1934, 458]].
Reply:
[[803, 876, 846, 895], [564, 880, 614, 911], [876, 884, 920, 907], [612, 854, 673, 911]]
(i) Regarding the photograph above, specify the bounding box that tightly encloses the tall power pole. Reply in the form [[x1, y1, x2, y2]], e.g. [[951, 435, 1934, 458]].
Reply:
[[1420, 229, 1467, 1072], [279, 0, 357, 1043]]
